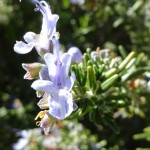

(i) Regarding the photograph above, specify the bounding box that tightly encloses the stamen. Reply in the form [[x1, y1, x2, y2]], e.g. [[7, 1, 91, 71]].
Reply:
[[54, 60, 62, 66], [33, 0, 46, 14], [36, 121, 41, 126], [35, 110, 47, 120], [34, 7, 40, 12]]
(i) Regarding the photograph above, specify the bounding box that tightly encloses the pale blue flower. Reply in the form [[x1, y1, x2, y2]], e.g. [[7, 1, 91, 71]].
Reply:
[[31, 38, 76, 119], [14, 0, 59, 56], [49, 89, 74, 119]]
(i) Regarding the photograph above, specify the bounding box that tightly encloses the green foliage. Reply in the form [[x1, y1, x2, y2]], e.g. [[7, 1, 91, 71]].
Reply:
[[0, 0, 14, 24], [133, 126, 150, 149], [70, 48, 150, 137]]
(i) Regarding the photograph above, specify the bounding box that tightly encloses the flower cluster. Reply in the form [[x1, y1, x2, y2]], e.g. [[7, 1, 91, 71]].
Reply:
[[14, 0, 81, 135]]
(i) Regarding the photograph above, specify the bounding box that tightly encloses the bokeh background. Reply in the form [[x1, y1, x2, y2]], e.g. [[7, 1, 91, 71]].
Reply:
[[0, 0, 150, 149]]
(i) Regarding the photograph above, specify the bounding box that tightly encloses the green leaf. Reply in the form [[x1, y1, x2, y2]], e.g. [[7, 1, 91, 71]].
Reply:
[[118, 51, 136, 72], [101, 74, 119, 91], [86, 66, 96, 90]]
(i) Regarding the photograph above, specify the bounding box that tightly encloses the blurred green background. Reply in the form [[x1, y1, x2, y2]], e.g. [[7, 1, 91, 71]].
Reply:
[[0, 0, 150, 149]]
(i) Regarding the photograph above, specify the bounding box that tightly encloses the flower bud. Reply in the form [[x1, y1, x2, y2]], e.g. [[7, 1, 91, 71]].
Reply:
[[68, 47, 82, 63]]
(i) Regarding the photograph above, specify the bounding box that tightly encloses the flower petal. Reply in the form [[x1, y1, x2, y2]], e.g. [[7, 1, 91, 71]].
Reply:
[[14, 41, 35, 54], [41, 14, 59, 38], [64, 72, 76, 91], [47, 14, 59, 38], [40, 1, 59, 38], [49, 90, 73, 119], [23, 32, 37, 43], [44, 53, 57, 81], [39, 66, 50, 80], [31, 79, 56, 94], [59, 53, 72, 82]]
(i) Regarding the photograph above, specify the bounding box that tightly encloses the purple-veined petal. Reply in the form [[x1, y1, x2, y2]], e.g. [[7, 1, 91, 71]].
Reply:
[[39, 66, 50, 80], [23, 32, 37, 43], [14, 41, 36, 54], [39, 1, 59, 39], [49, 89, 73, 119], [39, 0, 52, 34], [41, 14, 59, 38], [64, 72, 76, 91], [56, 53, 71, 87], [31, 79, 56, 94]]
